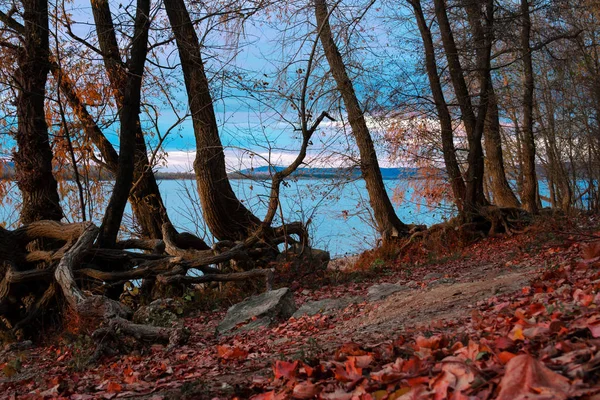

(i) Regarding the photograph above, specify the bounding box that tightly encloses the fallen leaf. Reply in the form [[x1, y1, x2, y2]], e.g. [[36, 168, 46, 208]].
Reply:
[[497, 354, 570, 400], [498, 351, 517, 364], [217, 345, 249, 360], [106, 381, 122, 394], [273, 360, 298, 380], [292, 381, 321, 399]]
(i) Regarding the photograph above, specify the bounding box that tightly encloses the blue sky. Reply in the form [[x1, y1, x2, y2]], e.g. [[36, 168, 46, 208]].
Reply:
[[0, 1, 420, 172]]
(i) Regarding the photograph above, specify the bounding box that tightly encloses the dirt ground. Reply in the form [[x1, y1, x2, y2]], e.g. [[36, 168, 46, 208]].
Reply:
[[0, 216, 588, 399]]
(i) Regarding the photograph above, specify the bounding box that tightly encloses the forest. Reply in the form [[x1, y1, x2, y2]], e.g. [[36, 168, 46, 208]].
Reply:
[[0, 0, 600, 398]]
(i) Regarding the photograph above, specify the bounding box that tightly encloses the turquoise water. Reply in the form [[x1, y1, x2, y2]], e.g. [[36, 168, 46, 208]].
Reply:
[[159, 179, 453, 256], [0, 178, 454, 256]]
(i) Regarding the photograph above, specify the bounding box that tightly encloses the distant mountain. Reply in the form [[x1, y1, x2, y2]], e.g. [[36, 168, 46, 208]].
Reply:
[[228, 166, 419, 180]]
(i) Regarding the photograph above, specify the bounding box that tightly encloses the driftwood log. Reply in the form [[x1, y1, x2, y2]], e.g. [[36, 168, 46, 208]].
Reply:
[[0, 219, 300, 353]]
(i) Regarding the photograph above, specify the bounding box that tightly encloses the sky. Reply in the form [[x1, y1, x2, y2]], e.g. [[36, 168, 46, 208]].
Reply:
[[0, 0, 420, 172]]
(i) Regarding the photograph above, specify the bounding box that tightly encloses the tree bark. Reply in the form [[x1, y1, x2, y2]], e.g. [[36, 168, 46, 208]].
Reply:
[[433, 0, 492, 214], [13, 0, 62, 224], [164, 0, 262, 241], [314, 0, 409, 240], [483, 79, 521, 209], [409, 0, 466, 212], [462, 0, 519, 208], [97, 0, 151, 246], [87, 0, 185, 241], [520, 0, 539, 213]]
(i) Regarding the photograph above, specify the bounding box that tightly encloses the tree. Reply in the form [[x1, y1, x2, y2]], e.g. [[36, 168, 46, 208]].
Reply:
[[408, 0, 466, 211], [432, 0, 493, 216], [463, 1, 520, 209], [519, 0, 538, 213], [164, 0, 265, 242], [94, 0, 151, 247], [314, 0, 410, 241], [10, 0, 63, 223]]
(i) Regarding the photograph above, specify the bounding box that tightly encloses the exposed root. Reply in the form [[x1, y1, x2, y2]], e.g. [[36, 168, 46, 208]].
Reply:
[[0, 220, 288, 351], [391, 206, 532, 259]]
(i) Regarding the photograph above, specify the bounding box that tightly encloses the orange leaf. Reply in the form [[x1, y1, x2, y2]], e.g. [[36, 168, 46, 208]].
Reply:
[[334, 342, 367, 360], [497, 351, 517, 365], [273, 360, 298, 380], [217, 345, 249, 360], [582, 241, 600, 260], [497, 354, 570, 400], [106, 381, 122, 393], [415, 335, 441, 350], [347, 354, 373, 368], [509, 326, 525, 341]]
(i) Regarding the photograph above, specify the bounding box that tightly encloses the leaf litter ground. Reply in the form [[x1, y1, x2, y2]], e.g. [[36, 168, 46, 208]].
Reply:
[[2, 215, 600, 399]]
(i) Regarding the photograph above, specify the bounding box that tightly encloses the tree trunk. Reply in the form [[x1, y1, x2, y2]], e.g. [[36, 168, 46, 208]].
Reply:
[[483, 86, 521, 208], [13, 0, 63, 224], [97, 0, 151, 247], [433, 0, 492, 214], [410, 0, 466, 212], [314, 0, 409, 240], [520, 0, 539, 213], [164, 0, 262, 242], [465, 0, 520, 210], [87, 0, 182, 241]]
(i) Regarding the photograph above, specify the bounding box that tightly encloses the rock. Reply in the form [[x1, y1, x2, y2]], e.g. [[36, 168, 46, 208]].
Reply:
[[217, 288, 296, 334], [405, 280, 419, 289], [367, 283, 407, 302], [423, 272, 443, 280], [4, 340, 33, 352], [293, 297, 359, 318], [276, 245, 330, 273], [429, 278, 457, 287], [133, 298, 183, 328]]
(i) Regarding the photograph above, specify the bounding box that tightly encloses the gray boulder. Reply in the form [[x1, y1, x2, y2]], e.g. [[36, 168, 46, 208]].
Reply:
[[423, 272, 444, 280], [367, 283, 407, 302], [217, 288, 296, 334], [133, 298, 183, 327], [293, 297, 360, 318], [429, 278, 457, 287]]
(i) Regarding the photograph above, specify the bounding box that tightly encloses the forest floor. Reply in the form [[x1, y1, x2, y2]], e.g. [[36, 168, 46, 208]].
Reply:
[[1, 214, 600, 399]]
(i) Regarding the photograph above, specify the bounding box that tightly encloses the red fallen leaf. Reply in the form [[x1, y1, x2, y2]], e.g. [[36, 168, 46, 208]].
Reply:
[[415, 335, 441, 350], [334, 359, 363, 382], [497, 354, 570, 400], [217, 345, 249, 360], [320, 388, 353, 399], [334, 342, 367, 360], [347, 355, 373, 368], [406, 375, 430, 386], [587, 316, 600, 338], [529, 303, 546, 316], [299, 361, 315, 377], [574, 289, 595, 306], [106, 381, 122, 393], [250, 391, 286, 400], [495, 336, 515, 351], [292, 381, 321, 399], [273, 360, 298, 380], [370, 366, 405, 384], [390, 384, 430, 399], [497, 351, 517, 364], [523, 325, 550, 339], [582, 241, 600, 260], [372, 343, 395, 362]]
